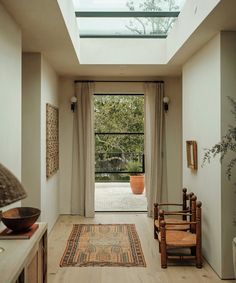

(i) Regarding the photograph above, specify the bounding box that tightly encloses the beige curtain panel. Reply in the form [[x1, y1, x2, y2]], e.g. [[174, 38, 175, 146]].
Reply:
[[144, 82, 167, 217], [71, 82, 95, 217]]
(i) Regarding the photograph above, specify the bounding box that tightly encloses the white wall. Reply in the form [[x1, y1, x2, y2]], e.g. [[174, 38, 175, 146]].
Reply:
[[183, 34, 222, 275], [220, 32, 236, 278], [168, 0, 220, 62], [59, 78, 182, 213], [0, 2, 22, 222], [58, 78, 74, 214], [183, 32, 236, 279], [41, 56, 59, 232], [22, 53, 59, 233], [0, 3, 21, 179], [22, 54, 41, 209], [80, 39, 166, 64], [57, 0, 81, 61], [164, 77, 182, 202]]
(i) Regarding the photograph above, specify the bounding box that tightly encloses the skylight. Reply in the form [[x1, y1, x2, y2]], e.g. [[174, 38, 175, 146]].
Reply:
[[73, 0, 186, 38]]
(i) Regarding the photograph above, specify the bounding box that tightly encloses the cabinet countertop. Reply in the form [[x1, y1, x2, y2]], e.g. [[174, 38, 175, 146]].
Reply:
[[0, 222, 47, 283]]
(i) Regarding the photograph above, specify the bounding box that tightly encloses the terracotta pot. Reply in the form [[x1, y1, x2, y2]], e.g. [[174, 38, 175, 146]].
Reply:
[[130, 175, 144, 194]]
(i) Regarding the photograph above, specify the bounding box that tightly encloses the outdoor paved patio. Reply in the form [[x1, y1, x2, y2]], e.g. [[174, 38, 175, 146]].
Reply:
[[95, 182, 147, 212]]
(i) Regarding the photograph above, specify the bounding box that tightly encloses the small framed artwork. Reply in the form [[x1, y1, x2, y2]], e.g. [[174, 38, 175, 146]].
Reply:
[[186, 140, 198, 170]]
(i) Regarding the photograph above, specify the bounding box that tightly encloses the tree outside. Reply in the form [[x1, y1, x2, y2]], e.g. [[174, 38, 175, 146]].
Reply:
[[94, 95, 144, 182], [125, 0, 181, 36]]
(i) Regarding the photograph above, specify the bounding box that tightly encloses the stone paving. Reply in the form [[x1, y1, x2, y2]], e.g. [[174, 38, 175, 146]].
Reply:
[[95, 182, 147, 212]]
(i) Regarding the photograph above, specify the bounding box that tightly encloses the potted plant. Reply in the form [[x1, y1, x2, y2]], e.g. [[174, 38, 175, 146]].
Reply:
[[202, 97, 236, 276], [126, 161, 144, 194]]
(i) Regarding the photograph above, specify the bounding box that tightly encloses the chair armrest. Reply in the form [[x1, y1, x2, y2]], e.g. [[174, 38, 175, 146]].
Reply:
[[162, 209, 190, 214], [162, 212, 192, 216], [154, 203, 183, 206], [165, 221, 196, 226]]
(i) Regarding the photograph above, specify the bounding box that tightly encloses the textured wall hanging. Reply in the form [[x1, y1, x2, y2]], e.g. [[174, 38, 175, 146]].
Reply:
[[46, 103, 59, 178]]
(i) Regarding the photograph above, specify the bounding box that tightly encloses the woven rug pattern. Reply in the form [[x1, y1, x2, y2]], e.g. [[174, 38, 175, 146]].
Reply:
[[60, 224, 146, 267]]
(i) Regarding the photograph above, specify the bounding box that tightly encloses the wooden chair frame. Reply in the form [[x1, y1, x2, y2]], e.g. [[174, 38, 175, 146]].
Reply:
[[159, 201, 202, 268], [153, 188, 195, 239]]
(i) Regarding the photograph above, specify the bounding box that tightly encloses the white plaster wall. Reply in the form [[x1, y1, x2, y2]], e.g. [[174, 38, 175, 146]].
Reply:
[[57, 0, 81, 61], [220, 32, 236, 278], [41, 56, 60, 232], [167, 0, 220, 62], [22, 53, 41, 210], [0, 3, 22, 225], [22, 53, 59, 233], [164, 77, 182, 202], [80, 39, 166, 64], [0, 3, 21, 179], [59, 78, 74, 214], [59, 79, 182, 213], [183, 34, 222, 276]]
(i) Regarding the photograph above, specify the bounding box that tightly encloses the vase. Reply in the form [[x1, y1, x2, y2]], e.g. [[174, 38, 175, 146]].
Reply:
[[130, 175, 144, 194]]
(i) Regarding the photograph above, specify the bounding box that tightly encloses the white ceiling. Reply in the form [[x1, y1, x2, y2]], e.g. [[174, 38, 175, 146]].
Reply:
[[2, 0, 236, 79]]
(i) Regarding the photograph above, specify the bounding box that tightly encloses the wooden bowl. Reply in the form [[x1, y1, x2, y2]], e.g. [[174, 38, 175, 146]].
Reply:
[[1, 207, 40, 232]]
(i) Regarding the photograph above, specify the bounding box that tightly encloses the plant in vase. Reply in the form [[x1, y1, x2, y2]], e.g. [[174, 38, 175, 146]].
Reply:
[[126, 161, 144, 194]]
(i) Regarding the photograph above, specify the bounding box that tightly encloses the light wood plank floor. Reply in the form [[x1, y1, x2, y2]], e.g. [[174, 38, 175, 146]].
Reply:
[[48, 214, 235, 283]]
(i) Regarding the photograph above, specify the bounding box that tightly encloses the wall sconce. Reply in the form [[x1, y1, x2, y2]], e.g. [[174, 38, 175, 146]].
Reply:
[[163, 96, 170, 113], [70, 96, 77, 112]]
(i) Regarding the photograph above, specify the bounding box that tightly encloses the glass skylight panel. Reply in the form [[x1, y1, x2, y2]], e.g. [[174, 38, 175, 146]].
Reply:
[[73, 0, 186, 12], [73, 0, 186, 38], [77, 17, 177, 37]]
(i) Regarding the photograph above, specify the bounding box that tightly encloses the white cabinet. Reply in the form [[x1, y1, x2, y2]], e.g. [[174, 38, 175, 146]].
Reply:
[[0, 223, 47, 283]]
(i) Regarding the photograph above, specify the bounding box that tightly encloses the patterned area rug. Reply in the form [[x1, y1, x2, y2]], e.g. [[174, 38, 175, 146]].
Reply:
[[60, 224, 146, 267]]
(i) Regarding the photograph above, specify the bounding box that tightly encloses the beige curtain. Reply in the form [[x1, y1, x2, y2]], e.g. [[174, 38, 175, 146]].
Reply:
[[144, 82, 167, 217], [71, 82, 95, 217]]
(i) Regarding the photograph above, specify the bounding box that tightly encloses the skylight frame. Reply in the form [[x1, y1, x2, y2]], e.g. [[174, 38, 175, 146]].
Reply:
[[74, 0, 185, 38]]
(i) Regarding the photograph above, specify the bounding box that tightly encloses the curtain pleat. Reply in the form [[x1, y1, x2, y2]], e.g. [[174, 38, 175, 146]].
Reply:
[[71, 82, 95, 217], [144, 82, 167, 217]]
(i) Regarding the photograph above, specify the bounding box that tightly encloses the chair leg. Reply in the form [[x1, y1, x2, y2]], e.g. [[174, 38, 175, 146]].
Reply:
[[196, 245, 202, 268], [160, 240, 167, 268], [158, 241, 161, 253]]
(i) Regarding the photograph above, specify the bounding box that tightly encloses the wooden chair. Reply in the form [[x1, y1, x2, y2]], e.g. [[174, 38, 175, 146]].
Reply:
[[154, 188, 195, 239], [159, 201, 202, 268]]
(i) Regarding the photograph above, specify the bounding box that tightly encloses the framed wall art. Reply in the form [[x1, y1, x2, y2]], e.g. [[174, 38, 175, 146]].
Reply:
[[46, 103, 59, 178], [186, 140, 198, 170]]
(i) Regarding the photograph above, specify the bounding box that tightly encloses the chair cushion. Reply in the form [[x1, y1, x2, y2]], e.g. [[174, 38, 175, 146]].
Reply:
[[154, 218, 190, 231], [158, 230, 196, 247]]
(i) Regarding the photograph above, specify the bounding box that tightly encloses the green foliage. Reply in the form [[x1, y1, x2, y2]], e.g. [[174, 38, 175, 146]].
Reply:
[[126, 0, 180, 35], [125, 161, 143, 176], [95, 95, 144, 155], [202, 97, 236, 180], [94, 95, 144, 181]]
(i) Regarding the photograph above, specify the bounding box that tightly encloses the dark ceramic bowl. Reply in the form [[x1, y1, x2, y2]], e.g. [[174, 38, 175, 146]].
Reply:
[[1, 207, 40, 232]]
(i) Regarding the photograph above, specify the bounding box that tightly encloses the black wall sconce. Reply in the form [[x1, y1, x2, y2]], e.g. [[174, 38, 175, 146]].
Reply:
[[70, 96, 77, 112], [163, 96, 170, 113]]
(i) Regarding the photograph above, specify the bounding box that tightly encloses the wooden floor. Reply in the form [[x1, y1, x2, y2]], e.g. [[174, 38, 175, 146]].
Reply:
[[48, 213, 235, 283]]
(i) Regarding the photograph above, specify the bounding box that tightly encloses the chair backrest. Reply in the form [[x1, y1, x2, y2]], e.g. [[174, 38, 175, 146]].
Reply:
[[190, 199, 201, 233], [183, 188, 194, 220]]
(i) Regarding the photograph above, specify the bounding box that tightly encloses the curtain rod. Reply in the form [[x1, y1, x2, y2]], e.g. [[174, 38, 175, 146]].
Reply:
[[74, 80, 164, 83]]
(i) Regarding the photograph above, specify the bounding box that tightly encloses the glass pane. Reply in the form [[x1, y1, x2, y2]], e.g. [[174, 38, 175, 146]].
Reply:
[[94, 95, 144, 133], [95, 148, 144, 173], [95, 134, 144, 157], [78, 17, 176, 36], [73, 0, 186, 12]]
